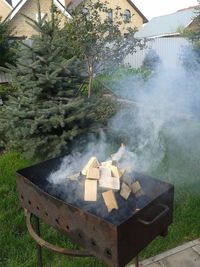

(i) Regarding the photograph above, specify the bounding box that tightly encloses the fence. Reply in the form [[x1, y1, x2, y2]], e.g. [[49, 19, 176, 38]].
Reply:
[[124, 37, 190, 69], [0, 71, 10, 84]]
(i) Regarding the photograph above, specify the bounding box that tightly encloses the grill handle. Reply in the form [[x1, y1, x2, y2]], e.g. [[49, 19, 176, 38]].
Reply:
[[25, 210, 93, 257], [137, 204, 169, 225]]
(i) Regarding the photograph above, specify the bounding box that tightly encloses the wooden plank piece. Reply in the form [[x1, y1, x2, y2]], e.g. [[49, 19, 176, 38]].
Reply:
[[120, 182, 131, 200], [82, 157, 99, 175], [111, 165, 122, 179], [102, 190, 118, 212], [84, 179, 97, 201], [86, 167, 100, 180], [131, 181, 141, 194]]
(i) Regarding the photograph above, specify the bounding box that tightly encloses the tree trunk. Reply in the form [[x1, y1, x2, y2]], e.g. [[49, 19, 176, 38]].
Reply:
[[88, 65, 93, 98]]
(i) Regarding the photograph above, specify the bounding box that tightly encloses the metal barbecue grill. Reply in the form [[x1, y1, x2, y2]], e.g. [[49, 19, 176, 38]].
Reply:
[[16, 156, 174, 267]]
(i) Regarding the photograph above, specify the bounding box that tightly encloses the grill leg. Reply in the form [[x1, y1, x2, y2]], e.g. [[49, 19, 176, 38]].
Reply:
[[135, 254, 139, 267], [33, 216, 43, 267]]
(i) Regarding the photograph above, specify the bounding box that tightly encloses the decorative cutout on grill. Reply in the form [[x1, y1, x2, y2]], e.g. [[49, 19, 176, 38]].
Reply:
[[55, 218, 59, 225], [105, 248, 112, 258], [90, 240, 96, 247], [78, 233, 83, 239]]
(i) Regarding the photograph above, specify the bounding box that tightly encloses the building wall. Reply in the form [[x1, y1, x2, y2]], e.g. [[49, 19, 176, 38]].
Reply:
[[95, 0, 144, 33], [0, 0, 12, 21], [9, 0, 68, 37], [124, 37, 190, 69], [8, 0, 145, 37]]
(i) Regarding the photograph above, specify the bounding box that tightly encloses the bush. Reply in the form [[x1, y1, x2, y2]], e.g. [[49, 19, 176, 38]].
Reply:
[[92, 97, 119, 126], [142, 49, 161, 70]]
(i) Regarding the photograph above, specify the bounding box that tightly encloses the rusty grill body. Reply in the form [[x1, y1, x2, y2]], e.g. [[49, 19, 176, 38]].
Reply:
[[16, 156, 174, 267]]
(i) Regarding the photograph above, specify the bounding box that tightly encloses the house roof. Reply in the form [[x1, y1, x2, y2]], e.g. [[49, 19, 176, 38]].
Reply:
[[127, 0, 148, 23], [4, 0, 72, 22], [67, 0, 148, 23], [5, 0, 12, 6], [135, 5, 198, 38]]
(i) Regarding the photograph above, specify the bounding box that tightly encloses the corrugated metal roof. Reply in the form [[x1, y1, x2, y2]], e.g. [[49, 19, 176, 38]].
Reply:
[[135, 6, 197, 38]]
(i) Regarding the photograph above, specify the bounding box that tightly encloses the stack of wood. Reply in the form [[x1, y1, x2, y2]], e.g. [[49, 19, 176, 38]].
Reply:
[[81, 155, 144, 213]]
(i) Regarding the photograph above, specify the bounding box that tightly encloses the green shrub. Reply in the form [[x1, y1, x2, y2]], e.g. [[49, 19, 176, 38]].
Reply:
[[92, 97, 119, 126], [92, 66, 151, 95]]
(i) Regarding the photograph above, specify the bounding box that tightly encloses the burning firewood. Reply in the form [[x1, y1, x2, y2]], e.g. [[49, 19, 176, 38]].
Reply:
[[131, 181, 141, 194], [82, 157, 99, 176], [111, 165, 123, 179], [86, 168, 100, 180], [84, 179, 97, 201], [99, 176, 120, 190], [120, 182, 131, 200], [102, 190, 119, 212]]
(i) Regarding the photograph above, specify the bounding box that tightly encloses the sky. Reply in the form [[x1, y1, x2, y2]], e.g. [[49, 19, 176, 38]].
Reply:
[[133, 0, 199, 20]]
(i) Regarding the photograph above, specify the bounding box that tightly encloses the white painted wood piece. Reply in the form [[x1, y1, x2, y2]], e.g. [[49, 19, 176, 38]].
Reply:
[[99, 176, 120, 190], [100, 166, 112, 179]]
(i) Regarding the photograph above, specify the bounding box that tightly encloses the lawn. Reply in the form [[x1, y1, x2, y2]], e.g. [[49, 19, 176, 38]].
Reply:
[[1, 120, 200, 266]]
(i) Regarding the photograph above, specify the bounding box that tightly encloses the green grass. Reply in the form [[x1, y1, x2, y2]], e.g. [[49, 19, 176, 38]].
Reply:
[[141, 121, 200, 259], [1, 120, 200, 267], [0, 152, 106, 267]]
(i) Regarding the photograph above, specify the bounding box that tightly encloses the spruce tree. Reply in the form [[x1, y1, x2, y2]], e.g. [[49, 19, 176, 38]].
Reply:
[[0, 1, 94, 159], [0, 16, 17, 66]]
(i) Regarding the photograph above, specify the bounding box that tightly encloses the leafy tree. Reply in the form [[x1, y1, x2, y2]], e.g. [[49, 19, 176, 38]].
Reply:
[[0, 17, 17, 66], [142, 49, 161, 70], [183, 2, 200, 63], [185, 3, 200, 45], [0, 1, 94, 159], [64, 0, 145, 97]]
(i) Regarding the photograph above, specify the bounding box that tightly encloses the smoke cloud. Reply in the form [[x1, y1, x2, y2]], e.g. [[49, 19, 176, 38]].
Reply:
[[47, 39, 200, 218]]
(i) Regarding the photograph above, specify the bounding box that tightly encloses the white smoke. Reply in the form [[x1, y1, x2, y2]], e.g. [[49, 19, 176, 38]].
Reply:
[[109, 41, 200, 177], [48, 40, 200, 187]]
